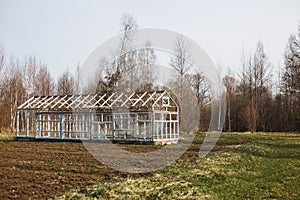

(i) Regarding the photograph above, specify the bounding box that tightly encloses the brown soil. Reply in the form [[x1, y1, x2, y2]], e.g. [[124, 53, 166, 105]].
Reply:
[[0, 136, 249, 200], [0, 141, 155, 200]]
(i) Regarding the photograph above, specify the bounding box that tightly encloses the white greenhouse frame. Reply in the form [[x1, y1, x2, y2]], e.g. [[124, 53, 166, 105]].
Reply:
[[16, 90, 179, 143]]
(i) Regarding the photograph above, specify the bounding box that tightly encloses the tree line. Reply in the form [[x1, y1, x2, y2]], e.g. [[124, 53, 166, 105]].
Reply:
[[0, 15, 299, 133], [0, 51, 80, 131], [223, 26, 300, 132]]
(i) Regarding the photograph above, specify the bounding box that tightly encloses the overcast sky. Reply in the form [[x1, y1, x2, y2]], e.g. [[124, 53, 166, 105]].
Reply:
[[0, 0, 299, 78]]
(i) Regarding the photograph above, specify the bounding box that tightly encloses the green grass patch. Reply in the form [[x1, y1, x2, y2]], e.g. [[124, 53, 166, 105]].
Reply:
[[56, 132, 300, 200]]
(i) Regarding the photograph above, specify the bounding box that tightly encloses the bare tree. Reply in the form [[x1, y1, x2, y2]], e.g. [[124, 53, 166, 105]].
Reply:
[[239, 41, 271, 132], [0, 45, 5, 99], [223, 72, 237, 132], [186, 72, 211, 131], [120, 50, 139, 92], [97, 14, 138, 94], [1, 57, 26, 131], [57, 69, 75, 95], [170, 36, 191, 100], [119, 13, 138, 53], [33, 64, 55, 96], [0, 45, 6, 131], [0, 45, 6, 102], [73, 62, 81, 94], [98, 15, 157, 94], [22, 56, 37, 97], [104, 14, 138, 92], [0, 45, 4, 76], [135, 41, 157, 91], [282, 25, 300, 131], [254, 42, 272, 131]]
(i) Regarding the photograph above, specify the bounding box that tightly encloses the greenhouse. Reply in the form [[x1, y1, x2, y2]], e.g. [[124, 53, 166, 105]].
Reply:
[[16, 90, 179, 143]]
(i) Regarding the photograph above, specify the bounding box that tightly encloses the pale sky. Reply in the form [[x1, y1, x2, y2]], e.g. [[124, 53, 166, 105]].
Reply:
[[0, 0, 299, 78]]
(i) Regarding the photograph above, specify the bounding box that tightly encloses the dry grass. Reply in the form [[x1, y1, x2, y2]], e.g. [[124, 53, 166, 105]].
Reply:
[[56, 132, 300, 200]]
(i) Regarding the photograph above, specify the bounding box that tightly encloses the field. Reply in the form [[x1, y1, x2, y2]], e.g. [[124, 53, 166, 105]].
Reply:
[[0, 132, 299, 199]]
